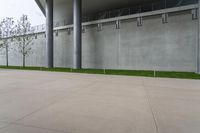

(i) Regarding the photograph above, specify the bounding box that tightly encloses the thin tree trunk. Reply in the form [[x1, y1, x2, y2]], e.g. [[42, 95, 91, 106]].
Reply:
[[22, 46, 25, 68], [6, 44, 8, 67], [23, 55, 25, 68], [23, 37, 25, 68]]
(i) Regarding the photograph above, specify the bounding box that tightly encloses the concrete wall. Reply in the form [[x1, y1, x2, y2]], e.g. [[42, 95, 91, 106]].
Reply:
[[118, 12, 197, 71], [0, 10, 198, 72]]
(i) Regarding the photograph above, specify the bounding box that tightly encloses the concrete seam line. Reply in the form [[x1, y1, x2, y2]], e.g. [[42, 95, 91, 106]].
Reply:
[[142, 79, 160, 133], [7, 123, 69, 133]]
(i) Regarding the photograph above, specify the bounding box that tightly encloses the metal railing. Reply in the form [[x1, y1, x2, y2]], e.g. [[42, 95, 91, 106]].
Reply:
[[31, 0, 198, 33], [82, 0, 198, 22], [31, 24, 46, 33]]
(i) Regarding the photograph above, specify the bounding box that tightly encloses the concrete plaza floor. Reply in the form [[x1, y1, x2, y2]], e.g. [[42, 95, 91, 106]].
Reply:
[[0, 69, 200, 133]]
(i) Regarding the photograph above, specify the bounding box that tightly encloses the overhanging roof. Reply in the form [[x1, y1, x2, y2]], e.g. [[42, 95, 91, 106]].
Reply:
[[35, 0, 158, 16], [35, 0, 45, 15]]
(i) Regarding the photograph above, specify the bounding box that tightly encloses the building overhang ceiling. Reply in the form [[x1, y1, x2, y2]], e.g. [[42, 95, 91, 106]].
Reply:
[[35, 0, 159, 16]]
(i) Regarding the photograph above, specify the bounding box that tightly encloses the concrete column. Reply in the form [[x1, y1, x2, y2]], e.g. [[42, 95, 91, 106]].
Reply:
[[73, 0, 82, 69], [198, 0, 200, 74], [46, 0, 54, 68]]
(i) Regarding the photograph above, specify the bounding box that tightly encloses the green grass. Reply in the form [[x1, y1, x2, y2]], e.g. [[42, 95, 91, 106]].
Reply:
[[0, 66, 200, 80]]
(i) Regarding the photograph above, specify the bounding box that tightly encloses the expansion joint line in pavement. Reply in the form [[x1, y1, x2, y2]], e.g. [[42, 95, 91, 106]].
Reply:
[[8, 123, 69, 133], [0, 97, 73, 132], [3, 82, 96, 126], [0, 122, 12, 130], [0, 82, 97, 133], [142, 79, 160, 133]]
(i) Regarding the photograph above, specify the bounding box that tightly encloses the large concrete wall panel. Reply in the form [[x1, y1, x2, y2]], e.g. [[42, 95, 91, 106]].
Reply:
[[0, 49, 6, 66], [83, 23, 119, 69], [54, 30, 73, 68], [163, 12, 197, 71], [119, 12, 197, 71], [26, 34, 46, 67], [8, 43, 22, 66]]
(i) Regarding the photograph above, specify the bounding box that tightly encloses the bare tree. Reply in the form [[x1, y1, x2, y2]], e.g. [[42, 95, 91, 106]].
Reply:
[[0, 33, 3, 48], [15, 15, 34, 67], [0, 18, 15, 67]]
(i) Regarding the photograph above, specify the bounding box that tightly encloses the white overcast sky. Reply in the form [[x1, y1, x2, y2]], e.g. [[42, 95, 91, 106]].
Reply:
[[0, 0, 45, 26]]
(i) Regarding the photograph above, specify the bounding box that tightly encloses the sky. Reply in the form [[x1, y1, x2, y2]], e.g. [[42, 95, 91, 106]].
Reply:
[[0, 0, 45, 26]]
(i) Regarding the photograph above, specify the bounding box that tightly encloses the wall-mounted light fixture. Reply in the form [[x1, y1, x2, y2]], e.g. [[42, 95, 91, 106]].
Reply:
[[137, 17, 143, 27], [97, 23, 103, 31], [192, 9, 198, 20], [67, 28, 71, 35], [55, 30, 58, 36], [162, 13, 168, 24], [116, 20, 121, 29], [82, 26, 86, 33]]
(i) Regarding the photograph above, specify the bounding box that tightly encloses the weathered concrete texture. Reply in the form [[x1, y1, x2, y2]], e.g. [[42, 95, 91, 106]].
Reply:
[[18, 34, 46, 67], [0, 50, 6, 66], [0, 70, 200, 133], [119, 11, 197, 71], [0, 10, 198, 72], [27, 33, 46, 67], [83, 23, 119, 69], [54, 30, 74, 68], [0, 122, 8, 129]]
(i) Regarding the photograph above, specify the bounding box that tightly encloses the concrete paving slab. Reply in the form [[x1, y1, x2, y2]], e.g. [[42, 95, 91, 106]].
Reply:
[[0, 124, 64, 133], [17, 86, 157, 133], [0, 89, 69, 123], [0, 122, 8, 129], [0, 69, 200, 133], [143, 77, 200, 90], [145, 86, 200, 133]]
